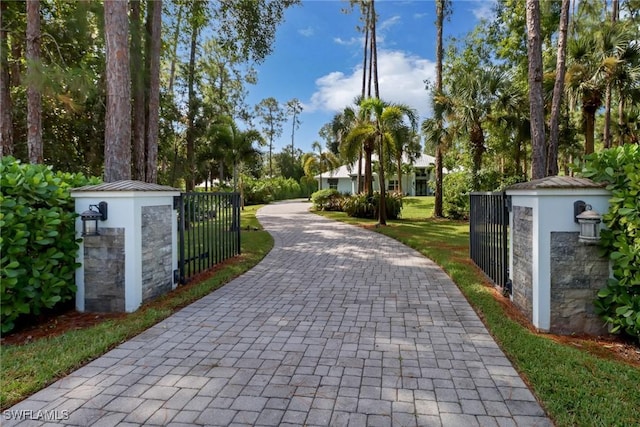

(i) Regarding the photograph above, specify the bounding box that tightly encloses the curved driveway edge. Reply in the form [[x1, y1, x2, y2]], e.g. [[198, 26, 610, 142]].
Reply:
[[4, 200, 552, 427]]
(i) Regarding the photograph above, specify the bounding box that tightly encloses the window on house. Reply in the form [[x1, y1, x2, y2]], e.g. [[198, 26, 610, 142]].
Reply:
[[328, 178, 338, 190], [388, 180, 399, 191]]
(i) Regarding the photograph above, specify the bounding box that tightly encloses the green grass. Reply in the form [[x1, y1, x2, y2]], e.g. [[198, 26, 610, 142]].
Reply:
[[318, 196, 640, 427], [0, 204, 273, 409]]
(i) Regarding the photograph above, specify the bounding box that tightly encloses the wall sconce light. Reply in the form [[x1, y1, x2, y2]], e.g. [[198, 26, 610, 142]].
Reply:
[[575, 204, 601, 244], [80, 201, 108, 236]]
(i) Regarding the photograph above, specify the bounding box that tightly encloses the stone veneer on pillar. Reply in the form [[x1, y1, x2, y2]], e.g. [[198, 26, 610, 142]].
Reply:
[[505, 176, 611, 335], [71, 180, 181, 313]]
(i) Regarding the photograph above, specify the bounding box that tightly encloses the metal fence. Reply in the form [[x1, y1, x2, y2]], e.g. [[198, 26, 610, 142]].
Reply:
[[176, 192, 241, 284], [469, 192, 510, 290]]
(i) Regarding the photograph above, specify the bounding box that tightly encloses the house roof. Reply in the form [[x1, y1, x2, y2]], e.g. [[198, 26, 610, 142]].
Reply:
[[321, 164, 356, 179], [315, 153, 440, 179]]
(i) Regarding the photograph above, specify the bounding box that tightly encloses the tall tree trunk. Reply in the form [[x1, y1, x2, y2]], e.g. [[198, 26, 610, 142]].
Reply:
[[168, 2, 183, 94], [131, 0, 146, 180], [357, 6, 368, 193], [367, 9, 373, 98], [0, 0, 13, 156], [523, 139, 529, 181], [370, 0, 379, 99], [10, 29, 20, 89], [378, 135, 387, 226], [371, 0, 383, 224], [617, 97, 625, 146], [145, 0, 161, 183], [375, 117, 387, 224], [290, 109, 297, 156], [547, 0, 570, 176], [185, 15, 198, 191], [605, 0, 624, 148], [603, 85, 612, 148], [361, 3, 369, 99], [434, 0, 445, 217], [514, 138, 522, 178], [363, 4, 373, 192], [104, 0, 132, 182], [357, 149, 363, 193], [470, 123, 485, 190], [584, 106, 596, 154], [26, 0, 42, 164], [268, 122, 274, 176], [364, 142, 373, 196], [526, 0, 546, 179], [396, 152, 403, 195]]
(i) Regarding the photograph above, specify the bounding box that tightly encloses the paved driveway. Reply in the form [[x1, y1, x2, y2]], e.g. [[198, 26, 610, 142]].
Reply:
[[4, 201, 552, 426]]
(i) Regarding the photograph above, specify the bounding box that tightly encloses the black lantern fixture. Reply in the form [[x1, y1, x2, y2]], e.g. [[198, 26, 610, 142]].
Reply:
[[80, 201, 108, 236], [576, 204, 601, 244]]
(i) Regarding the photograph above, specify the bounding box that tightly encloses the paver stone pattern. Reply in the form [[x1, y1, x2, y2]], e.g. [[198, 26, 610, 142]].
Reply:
[[4, 201, 552, 427]]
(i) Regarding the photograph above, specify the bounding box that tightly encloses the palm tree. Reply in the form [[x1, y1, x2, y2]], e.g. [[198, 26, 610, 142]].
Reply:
[[302, 141, 339, 190], [207, 118, 262, 207], [226, 128, 262, 193], [332, 106, 360, 188], [440, 67, 510, 190], [339, 100, 376, 195], [385, 108, 419, 195], [358, 97, 417, 225], [596, 25, 640, 147], [564, 23, 638, 154], [422, 114, 454, 188]]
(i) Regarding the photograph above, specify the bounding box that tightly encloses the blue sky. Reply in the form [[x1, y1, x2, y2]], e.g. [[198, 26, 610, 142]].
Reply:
[[245, 0, 496, 155]]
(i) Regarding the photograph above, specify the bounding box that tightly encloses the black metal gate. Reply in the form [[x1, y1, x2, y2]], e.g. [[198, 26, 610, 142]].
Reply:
[[176, 192, 241, 284], [469, 192, 510, 291]]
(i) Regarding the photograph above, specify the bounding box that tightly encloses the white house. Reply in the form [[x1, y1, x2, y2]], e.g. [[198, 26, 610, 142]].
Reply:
[[315, 154, 443, 196]]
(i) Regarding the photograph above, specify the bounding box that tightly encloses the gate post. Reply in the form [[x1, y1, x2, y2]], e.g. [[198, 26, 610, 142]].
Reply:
[[505, 177, 611, 334], [175, 194, 186, 285], [71, 181, 181, 313]]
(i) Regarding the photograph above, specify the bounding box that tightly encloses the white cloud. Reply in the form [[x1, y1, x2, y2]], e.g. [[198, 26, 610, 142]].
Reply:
[[380, 15, 401, 31], [306, 50, 436, 119], [298, 26, 314, 37], [413, 12, 428, 19], [468, 0, 497, 21], [333, 36, 362, 46]]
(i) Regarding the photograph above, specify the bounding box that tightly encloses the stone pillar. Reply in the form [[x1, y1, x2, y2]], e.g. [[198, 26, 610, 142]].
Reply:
[[506, 177, 611, 334], [71, 180, 181, 313]]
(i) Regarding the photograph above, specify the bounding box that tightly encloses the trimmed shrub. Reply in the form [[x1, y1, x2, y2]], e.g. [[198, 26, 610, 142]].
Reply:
[[300, 175, 318, 200], [0, 157, 100, 333], [311, 189, 344, 211], [580, 146, 640, 340], [443, 171, 471, 220], [342, 192, 403, 220]]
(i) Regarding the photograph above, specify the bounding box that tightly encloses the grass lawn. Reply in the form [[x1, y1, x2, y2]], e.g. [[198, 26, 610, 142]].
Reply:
[[317, 196, 640, 427], [0, 204, 273, 410]]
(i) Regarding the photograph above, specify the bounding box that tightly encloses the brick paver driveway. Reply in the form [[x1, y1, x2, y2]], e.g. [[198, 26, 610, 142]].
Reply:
[[5, 200, 552, 426]]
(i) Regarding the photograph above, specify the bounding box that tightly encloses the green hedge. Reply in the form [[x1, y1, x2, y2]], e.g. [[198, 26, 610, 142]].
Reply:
[[443, 171, 471, 220], [311, 189, 345, 211], [342, 192, 403, 220], [242, 175, 303, 205], [581, 146, 640, 340], [0, 157, 100, 333]]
